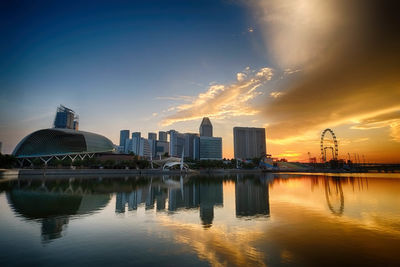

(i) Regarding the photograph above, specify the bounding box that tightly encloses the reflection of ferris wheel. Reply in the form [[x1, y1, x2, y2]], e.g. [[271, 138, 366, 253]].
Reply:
[[324, 178, 344, 216], [320, 128, 338, 162]]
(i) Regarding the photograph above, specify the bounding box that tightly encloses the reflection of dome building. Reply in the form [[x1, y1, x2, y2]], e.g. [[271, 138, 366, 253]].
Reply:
[[7, 189, 111, 242], [12, 128, 114, 158]]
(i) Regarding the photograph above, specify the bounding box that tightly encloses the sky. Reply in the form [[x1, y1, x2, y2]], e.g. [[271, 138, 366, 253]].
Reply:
[[0, 0, 399, 162]]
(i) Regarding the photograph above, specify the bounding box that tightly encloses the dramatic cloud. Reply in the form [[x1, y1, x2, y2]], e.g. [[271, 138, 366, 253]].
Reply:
[[250, 0, 400, 141], [161, 67, 274, 126], [352, 110, 400, 142]]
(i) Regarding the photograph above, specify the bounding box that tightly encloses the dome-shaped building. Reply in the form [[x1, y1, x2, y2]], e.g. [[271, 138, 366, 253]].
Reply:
[[13, 128, 114, 158]]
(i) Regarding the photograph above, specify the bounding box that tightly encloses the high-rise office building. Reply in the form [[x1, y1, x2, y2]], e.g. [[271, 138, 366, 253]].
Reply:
[[194, 118, 223, 160], [132, 132, 141, 139], [139, 138, 151, 158], [156, 141, 169, 157], [148, 132, 157, 140], [184, 133, 198, 159], [128, 132, 141, 155], [199, 117, 213, 137], [148, 133, 157, 158], [233, 127, 266, 159], [194, 136, 200, 160], [199, 136, 222, 160], [169, 130, 185, 157], [119, 130, 130, 147], [158, 131, 167, 141], [53, 105, 79, 130]]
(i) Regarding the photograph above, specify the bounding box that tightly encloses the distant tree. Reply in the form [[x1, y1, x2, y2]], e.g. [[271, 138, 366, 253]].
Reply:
[[0, 154, 17, 169], [251, 157, 261, 166]]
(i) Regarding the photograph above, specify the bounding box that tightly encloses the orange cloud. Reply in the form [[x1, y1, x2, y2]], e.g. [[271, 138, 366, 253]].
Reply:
[[161, 67, 274, 126]]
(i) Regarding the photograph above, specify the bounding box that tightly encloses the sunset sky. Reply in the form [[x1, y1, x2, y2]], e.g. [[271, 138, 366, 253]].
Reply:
[[1, 0, 399, 162]]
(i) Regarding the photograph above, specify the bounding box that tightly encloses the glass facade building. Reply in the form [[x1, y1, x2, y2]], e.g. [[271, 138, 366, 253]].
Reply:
[[199, 137, 222, 160], [53, 105, 79, 130], [184, 133, 198, 159], [158, 131, 167, 141], [199, 117, 213, 137], [169, 130, 185, 157], [119, 130, 130, 147]]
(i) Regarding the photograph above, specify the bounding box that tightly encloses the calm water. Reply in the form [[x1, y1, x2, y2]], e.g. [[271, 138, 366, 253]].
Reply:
[[1, 173, 400, 266]]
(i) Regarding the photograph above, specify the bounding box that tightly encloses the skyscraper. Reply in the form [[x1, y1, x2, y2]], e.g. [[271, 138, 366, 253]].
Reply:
[[120, 130, 130, 147], [158, 131, 167, 141], [199, 117, 213, 137], [53, 105, 79, 130], [156, 140, 169, 157], [199, 136, 222, 160], [184, 133, 198, 159], [233, 127, 266, 159], [148, 133, 157, 157], [169, 130, 185, 157], [131, 132, 141, 155], [148, 132, 157, 140]]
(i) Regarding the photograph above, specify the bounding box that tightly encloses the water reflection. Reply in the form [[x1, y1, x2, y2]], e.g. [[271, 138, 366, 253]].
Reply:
[[115, 176, 224, 228], [235, 175, 270, 217], [324, 178, 344, 216], [5, 179, 111, 243], [1, 173, 400, 266]]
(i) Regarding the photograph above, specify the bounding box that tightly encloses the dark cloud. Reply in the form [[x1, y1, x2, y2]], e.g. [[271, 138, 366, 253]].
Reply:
[[259, 0, 400, 139]]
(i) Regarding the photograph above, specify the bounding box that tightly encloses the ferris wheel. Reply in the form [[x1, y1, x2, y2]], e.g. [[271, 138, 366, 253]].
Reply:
[[320, 128, 338, 162]]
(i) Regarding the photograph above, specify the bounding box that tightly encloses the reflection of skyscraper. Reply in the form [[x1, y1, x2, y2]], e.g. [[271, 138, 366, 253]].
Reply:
[[235, 178, 270, 217], [116, 192, 140, 212], [116, 193, 126, 213], [145, 186, 156, 210], [155, 187, 168, 211], [167, 179, 223, 227], [199, 182, 223, 227]]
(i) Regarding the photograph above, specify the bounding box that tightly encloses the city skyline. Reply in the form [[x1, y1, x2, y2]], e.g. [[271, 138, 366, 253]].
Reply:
[[1, 0, 399, 162]]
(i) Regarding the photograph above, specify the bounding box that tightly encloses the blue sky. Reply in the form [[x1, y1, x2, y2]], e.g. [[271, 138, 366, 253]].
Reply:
[[0, 0, 269, 154]]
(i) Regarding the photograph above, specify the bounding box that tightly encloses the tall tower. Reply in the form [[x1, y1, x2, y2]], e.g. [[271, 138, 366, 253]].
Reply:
[[119, 130, 130, 147], [158, 131, 167, 141], [233, 127, 266, 159], [199, 117, 213, 137]]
